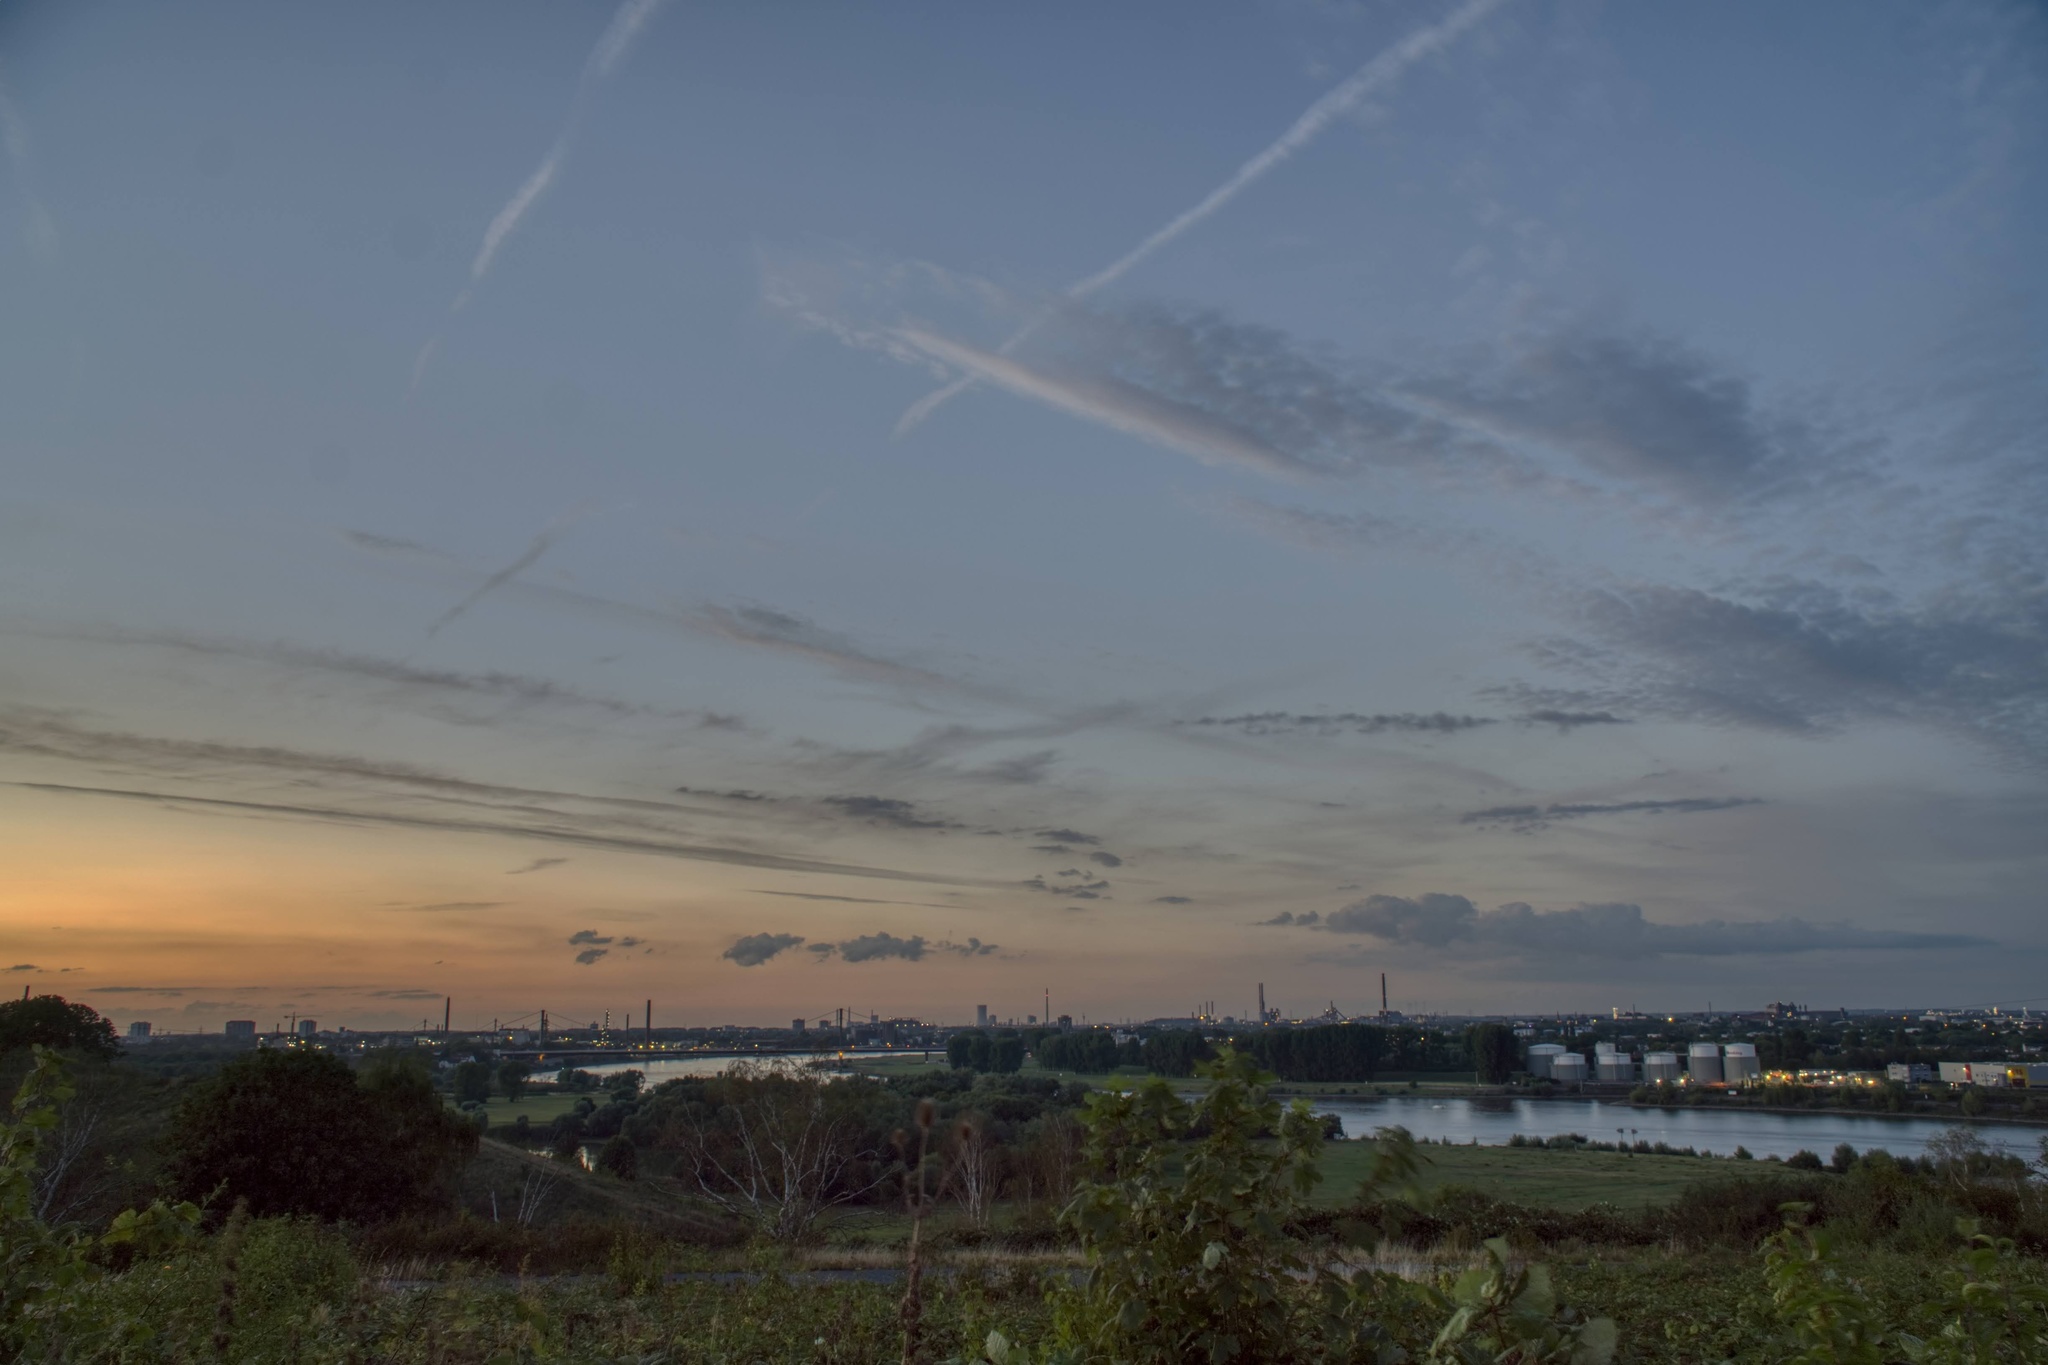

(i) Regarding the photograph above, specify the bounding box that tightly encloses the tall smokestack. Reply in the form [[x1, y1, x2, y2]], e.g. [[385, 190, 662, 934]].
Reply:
[[443, 997, 451, 1034], [1258, 983, 1266, 1021], [645, 999, 652, 1045], [1045, 987, 1050, 1025], [1380, 973, 1387, 1015]]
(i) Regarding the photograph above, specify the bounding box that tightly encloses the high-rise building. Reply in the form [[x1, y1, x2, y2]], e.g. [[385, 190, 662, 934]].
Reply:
[[127, 1021, 152, 1039], [296, 1019, 317, 1037], [224, 1020, 256, 1040], [792, 1018, 807, 1033], [976, 1004, 988, 1028]]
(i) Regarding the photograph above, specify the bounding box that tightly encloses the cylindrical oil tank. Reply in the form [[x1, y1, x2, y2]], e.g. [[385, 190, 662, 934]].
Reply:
[[1722, 1042, 1760, 1085], [1644, 1052, 1682, 1084], [1688, 1042, 1724, 1083], [1597, 1052, 1635, 1083], [1526, 1043, 1566, 1079], [1550, 1052, 1588, 1086]]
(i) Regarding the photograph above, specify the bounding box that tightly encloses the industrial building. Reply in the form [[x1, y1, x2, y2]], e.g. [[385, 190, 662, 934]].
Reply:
[[1526, 1043, 1567, 1079], [1688, 1042, 1723, 1083], [1550, 1053, 1588, 1086], [1722, 1042, 1760, 1084], [224, 1019, 256, 1040], [1644, 1052, 1681, 1084]]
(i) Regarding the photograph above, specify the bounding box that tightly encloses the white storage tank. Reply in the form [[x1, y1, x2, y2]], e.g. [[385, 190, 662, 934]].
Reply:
[[1526, 1043, 1567, 1079], [1597, 1052, 1635, 1083], [1644, 1052, 1682, 1084], [1550, 1052, 1588, 1086], [1688, 1042, 1724, 1084], [1722, 1042, 1760, 1085]]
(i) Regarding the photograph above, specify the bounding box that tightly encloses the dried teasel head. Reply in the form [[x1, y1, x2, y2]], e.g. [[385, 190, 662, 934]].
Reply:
[[916, 1098, 937, 1130], [892, 1127, 911, 1154], [956, 1118, 976, 1142]]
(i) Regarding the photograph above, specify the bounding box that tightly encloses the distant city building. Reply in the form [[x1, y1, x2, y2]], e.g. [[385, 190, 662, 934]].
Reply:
[[1886, 1062, 1936, 1083], [976, 1005, 988, 1028], [792, 1018, 807, 1033], [296, 1019, 317, 1037], [127, 1021, 152, 1039], [224, 1020, 256, 1040]]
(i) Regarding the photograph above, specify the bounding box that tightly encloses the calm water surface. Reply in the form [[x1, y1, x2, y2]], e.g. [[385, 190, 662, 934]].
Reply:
[[579, 1050, 919, 1082], [1316, 1095, 2045, 1161]]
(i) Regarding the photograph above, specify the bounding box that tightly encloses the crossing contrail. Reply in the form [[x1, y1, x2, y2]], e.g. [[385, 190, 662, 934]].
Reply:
[[893, 0, 1510, 436], [411, 0, 669, 393]]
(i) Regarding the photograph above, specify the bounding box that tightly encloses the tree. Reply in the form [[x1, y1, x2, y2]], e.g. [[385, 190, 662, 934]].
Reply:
[[0, 997, 119, 1061], [166, 1048, 476, 1222], [1467, 1023, 1520, 1085], [497, 1060, 531, 1103], [991, 1035, 1026, 1075], [660, 1068, 893, 1241], [452, 1060, 494, 1105], [944, 1114, 1001, 1229], [596, 1133, 638, 1181]]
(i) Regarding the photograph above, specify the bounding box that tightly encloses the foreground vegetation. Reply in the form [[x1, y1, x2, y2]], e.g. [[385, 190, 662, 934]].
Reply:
[[7, 995, 2048, 1362]]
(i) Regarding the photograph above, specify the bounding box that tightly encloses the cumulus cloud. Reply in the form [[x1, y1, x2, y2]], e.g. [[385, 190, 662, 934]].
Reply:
[[567, 930, 612, 946], [834, 932, 928, 963], [722, 932, 805, 967], [1088, 851, 1123, 868], [1326, 895, 1475, 944], [1461, 796, 1764, 831], [937, 937, 1000, 957], [1256, 910, 1319, 926], [1301, 892, 1988, 958], [574, 948, 609, 965]]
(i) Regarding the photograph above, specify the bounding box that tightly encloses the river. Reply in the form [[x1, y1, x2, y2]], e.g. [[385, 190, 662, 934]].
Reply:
[[572, 1056, 2043, 1162], [1314, 1095, 2045, 1161]]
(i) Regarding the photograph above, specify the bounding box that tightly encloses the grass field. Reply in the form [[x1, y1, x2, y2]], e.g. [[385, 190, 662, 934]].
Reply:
[[1314, 1138, 1762, 1211]]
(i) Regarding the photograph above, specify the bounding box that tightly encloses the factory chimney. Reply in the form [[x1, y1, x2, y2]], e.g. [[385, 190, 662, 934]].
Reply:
[[1257, 983, 1266, 1022], [443, 997, 451, 1034], [1380, 973, 1388, 1016], [645, 999, 652, 1046]]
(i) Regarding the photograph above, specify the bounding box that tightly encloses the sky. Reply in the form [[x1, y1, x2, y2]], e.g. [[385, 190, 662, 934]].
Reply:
[[1, 0, 2044, 1032]]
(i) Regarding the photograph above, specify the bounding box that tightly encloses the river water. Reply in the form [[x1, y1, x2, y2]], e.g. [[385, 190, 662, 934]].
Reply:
[[1315, 1095, 2045, 1162], [578, 1050, 917, 1082], [572, 1056, 2043, 1162]]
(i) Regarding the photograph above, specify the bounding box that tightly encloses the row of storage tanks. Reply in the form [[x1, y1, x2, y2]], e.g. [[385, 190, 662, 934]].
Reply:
[[1526, 1041, 1761, 1085]]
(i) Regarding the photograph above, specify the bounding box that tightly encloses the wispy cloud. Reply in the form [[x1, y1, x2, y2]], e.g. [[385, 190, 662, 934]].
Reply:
[[1185, 711, 1495, 737], [412, 0, 670, 390], [506, 857, 569, 875], [1461, 796, 1764, 831], [1295, 892, 1990, 959], [7, 780, 1008, 887], [894, 0, 1512, 433]]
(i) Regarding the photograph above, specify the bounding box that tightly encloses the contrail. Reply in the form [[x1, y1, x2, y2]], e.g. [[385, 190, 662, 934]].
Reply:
[[0, 61, 60, 262], [894, 0, 1510, 436], [427, 506, 595, 636], [411, 0, 668, 392]]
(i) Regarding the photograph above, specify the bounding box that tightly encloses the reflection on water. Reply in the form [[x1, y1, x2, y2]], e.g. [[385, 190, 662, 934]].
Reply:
[[1316, 1095, 2044, 1161]]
